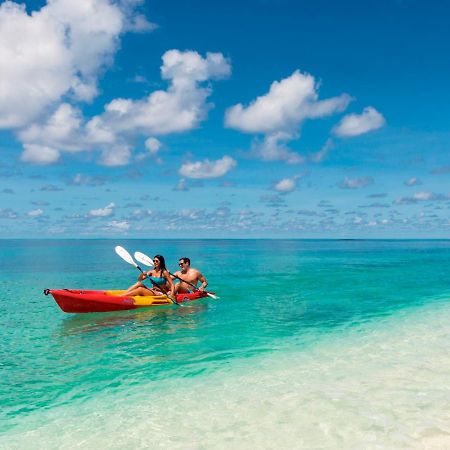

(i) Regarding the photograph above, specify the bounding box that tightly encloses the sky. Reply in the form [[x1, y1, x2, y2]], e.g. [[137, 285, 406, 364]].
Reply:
[[0, 0, 449, 238]]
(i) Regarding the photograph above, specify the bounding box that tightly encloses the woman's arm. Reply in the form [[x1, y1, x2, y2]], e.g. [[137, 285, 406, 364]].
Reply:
[[138, 270, 151, 281], [164, 270, 175, 296]]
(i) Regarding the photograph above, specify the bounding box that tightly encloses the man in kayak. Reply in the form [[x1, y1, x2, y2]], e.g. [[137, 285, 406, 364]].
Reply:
[[172, 257, 208, 294]]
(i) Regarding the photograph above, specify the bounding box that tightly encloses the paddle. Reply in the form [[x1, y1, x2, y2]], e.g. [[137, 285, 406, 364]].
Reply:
[[133, 251, 218, 299], [114, 246, 177, 304], [115, 245, 144, 273], [134, 251, 154, 267]]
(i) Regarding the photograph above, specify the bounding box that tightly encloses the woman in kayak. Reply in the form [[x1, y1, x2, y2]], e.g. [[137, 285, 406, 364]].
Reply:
[[124, 254, 175, 298]]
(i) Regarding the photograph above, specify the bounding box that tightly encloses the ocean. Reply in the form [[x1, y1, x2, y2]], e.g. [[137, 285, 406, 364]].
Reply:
[[0, 239, 449, 449]]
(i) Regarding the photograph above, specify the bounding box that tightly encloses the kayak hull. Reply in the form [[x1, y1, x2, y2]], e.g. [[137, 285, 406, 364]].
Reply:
[[45, 289, 211, 313]]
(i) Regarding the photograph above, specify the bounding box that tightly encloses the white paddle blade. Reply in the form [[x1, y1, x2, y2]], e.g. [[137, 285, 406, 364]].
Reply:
[[134, 251, 154, 267], [206, 292, 219, 299], [115, 246, 138, 268]]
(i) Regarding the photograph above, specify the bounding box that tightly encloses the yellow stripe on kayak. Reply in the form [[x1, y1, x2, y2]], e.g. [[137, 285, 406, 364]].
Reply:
[[105, 290, 171, 306]]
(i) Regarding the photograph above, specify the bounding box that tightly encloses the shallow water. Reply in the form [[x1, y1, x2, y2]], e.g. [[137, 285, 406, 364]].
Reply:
[[1, 239, 449, 448]]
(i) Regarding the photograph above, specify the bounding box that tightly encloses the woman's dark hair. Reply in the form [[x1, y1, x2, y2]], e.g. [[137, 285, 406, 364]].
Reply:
[[153, 254, 167, 273]]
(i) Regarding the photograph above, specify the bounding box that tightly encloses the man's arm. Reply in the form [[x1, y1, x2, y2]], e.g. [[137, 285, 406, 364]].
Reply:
[[198, 272, 208, 291]]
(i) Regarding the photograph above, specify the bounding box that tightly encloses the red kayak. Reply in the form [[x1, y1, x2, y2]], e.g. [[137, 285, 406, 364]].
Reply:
[[44, 289, 212, 313]]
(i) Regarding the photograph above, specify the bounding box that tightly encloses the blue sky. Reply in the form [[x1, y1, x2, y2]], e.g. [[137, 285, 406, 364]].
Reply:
[[0, 0, 449, 238]]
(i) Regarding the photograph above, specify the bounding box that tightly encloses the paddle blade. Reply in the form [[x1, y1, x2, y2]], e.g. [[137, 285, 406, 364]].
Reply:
[[134, 251, 154, 267], [115, 246, 140, 270], [206, 292, 219, 299]]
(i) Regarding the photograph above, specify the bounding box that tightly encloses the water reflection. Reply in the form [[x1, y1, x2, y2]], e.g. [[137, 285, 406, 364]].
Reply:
[[56, 303, 209, 337]]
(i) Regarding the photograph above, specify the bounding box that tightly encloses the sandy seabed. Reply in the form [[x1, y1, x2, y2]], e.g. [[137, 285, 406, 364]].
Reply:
[[2, 299, 450, 449]]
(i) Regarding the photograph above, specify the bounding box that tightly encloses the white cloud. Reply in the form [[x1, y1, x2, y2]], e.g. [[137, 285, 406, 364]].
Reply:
[[15, 50, 231, 166], [333, 107, 385, 137], [225, 71, 350, 133], [225, 70, 351, 163], [85, 116, 116, 145], [100, 145, 132, 167], [274, 175, 300, 193], [18, 103, 84, 152], [173, 178, 189, 191], [161, 49, 231, 84], [339, 176, 374, 189], [251, 132, 305, 164], [394, 191, 449, 204], [135, 137, 163, 163], [0, 208, 18, 219], [179, 156, 236, 179], [0, 0, 135, 129], [124, 14, 157, 33], [310, 138, 334, 163], [20, 144, 60, 164], [179, 208, 203, 219], [88, 202, 115, 217], [107, 220, 130, 231], [94, 50, 231, 136], [27, 208, 44, 217], [70, 173, 105, 186], [145, 137, 163, 158], [404, 177, 421, 186], [414, 191, 434, 201]]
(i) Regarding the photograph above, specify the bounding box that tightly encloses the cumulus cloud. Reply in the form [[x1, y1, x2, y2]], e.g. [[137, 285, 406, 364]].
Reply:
[[92, 50, 231, 137], [145, 137, 162, 155], [415, 192, 434, 200], [250, 132, 305, 164], [100, 144, 132, 167], [137, 137, 164, 163], [88, 202, 115, 217], [0, 0, 131, 129], [225, 70, 351, 163], [273, 175, 301, 193], [173, 178, 189, 191], [339, 176, 374, 189], [225, 71, 350, 133], [19, 103, 84, 151], [0, 208, 18, 219], [395, 191, 449, 204], [404, 177, 422, 186], [123, 10, 157, 34], [107, 220, 130, 231], [27, 208, 44, 217], [179, 155, 236, 179], [69, 173, 106, 186], [16, 50, 230, 166], [309, 138, 334, 163], [333, 107, 385, 137], [20, 144, 61, 165]]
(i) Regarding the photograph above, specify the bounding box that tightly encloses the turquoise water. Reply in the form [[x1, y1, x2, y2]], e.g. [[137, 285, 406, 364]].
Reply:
[[1, 239, 450, 448]]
